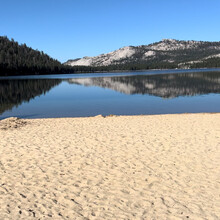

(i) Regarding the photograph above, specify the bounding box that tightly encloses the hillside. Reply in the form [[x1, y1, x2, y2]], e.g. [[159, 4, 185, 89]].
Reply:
[[65, 39, 220, 70], [0, 36, 74, 76]]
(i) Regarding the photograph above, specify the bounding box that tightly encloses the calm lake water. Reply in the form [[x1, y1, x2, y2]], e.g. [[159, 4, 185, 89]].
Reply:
[[1, 69, 220, 119]]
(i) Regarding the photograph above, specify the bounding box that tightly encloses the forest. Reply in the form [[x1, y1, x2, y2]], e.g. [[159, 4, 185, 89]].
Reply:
[[0, 36, 77, 76]]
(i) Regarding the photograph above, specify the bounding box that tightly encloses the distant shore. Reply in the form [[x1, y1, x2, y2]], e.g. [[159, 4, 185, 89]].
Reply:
[[1, 67, 220, 79], [0, 113, 220, 219]]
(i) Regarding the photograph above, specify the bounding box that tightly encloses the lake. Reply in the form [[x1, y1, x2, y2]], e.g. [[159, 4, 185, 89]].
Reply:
[[1, 68, 220, 119]]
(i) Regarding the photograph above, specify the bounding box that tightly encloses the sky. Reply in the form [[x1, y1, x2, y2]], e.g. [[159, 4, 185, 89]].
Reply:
[[0, 0, 220, 63]]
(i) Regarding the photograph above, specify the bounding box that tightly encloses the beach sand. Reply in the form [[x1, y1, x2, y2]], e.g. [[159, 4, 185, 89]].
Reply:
[[0, 114, 220, 219]]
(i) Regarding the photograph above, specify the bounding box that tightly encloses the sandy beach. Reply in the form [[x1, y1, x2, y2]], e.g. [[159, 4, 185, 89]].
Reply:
[[0, 114, 220, 219]]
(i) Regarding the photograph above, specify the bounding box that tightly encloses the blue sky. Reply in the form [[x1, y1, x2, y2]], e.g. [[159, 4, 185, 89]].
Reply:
[[0, 0, 220, 62]]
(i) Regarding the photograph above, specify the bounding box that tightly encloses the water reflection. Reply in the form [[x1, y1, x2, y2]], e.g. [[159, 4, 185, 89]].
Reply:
[[0, 71, 220, 117], [0, 79, 61, 114], [69, 71, 220, 98]]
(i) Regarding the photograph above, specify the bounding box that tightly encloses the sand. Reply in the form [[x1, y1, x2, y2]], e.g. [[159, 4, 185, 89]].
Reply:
[[0, 114, 220, 219]]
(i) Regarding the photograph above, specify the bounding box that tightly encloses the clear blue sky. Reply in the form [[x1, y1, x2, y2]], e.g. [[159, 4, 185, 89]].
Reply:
[[0, 0, 220, 63]]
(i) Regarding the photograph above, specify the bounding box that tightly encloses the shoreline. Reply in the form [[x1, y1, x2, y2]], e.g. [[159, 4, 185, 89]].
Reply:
[[1, 67, 220, 79], [0, 113, 220, 219], [1, 111, 220, 121]]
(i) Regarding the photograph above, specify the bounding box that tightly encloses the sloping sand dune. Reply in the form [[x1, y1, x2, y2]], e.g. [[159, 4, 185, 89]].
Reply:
[[0, 114, 220, 219]]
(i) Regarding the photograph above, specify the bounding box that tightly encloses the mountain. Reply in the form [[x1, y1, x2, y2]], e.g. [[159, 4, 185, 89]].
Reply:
[[0, 36, 74, 76], [64, 39, 220, 70], [2, 37, 220, 76]]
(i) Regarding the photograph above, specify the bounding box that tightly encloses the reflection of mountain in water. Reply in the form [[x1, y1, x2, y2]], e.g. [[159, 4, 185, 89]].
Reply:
[[69, 72, 220, 98], [0, 79, 61, 114]]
